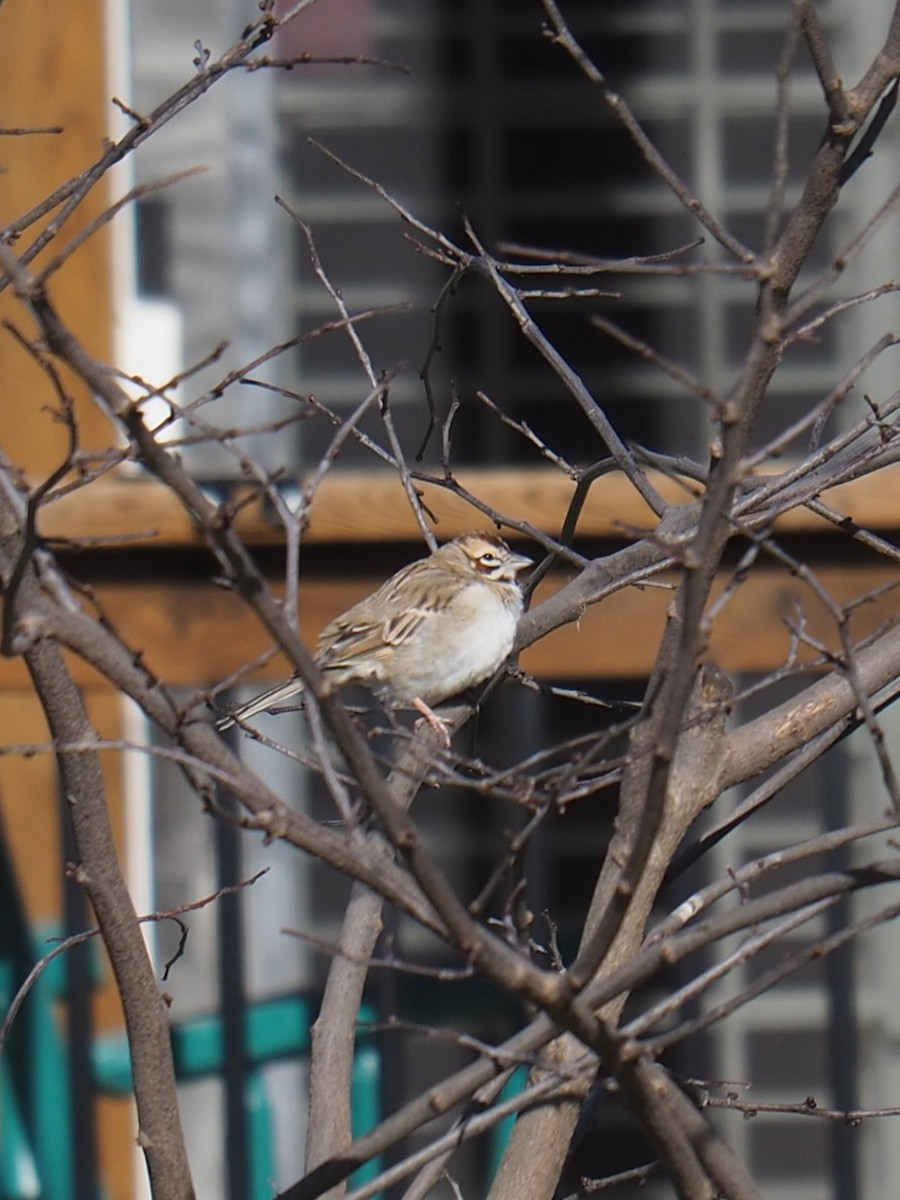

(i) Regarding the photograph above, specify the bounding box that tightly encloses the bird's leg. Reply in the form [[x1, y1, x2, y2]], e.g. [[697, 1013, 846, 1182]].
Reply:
[[412, 697, 451, 748]]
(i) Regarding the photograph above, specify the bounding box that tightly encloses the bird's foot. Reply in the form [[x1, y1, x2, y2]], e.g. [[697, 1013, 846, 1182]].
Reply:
[[412, 697, 451, 748]]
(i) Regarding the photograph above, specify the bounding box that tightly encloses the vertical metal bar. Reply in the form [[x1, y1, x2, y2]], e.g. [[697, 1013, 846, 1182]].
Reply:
[[823, 749, 859, 1200], [59, 788, 99, 1200], [468, 0, 508, 463], [216, 781, 250, 1200], [220, 0, 289, 479], [690, 0, 726, 454]]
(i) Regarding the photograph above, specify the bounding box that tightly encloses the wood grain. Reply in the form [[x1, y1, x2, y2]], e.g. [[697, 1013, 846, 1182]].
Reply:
[[0, 0, 114, 477], [38, 463, 900, 547], [0, 562, 893, 692]]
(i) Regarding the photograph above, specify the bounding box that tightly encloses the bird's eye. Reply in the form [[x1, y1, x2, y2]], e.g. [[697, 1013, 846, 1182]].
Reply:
[[479, 553, 501, 568]]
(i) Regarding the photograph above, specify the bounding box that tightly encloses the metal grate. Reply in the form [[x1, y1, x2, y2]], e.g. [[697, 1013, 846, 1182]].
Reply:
[[129, 0, 899, 478], [271, 0, 876, 471]]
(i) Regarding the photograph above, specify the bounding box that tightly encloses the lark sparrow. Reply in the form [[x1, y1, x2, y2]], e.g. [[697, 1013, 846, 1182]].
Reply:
[[218, 533, 532, 741]]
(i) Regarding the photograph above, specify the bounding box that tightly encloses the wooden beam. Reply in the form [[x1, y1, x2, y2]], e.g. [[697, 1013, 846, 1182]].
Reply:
[[0, 563, 893, 692], [39, 463, 900, 547]]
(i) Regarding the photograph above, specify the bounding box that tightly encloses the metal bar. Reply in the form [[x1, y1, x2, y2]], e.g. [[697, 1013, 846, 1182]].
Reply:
[[59, 786, 99, 1200], [216, 777, 250, 1200]]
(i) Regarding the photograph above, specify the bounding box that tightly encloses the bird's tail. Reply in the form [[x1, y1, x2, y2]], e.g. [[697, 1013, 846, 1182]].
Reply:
[[217, 676, 305, 730]]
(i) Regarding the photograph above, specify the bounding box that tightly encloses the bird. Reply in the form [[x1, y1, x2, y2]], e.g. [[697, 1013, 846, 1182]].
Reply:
[[217, 532, 532, 742]]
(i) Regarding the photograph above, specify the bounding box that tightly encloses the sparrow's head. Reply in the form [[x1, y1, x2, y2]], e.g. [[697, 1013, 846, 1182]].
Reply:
[[443, 533, 533, 583]]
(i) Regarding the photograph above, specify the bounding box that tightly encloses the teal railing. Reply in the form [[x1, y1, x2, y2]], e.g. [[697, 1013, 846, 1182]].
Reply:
[[0, 805, 381, 1200]]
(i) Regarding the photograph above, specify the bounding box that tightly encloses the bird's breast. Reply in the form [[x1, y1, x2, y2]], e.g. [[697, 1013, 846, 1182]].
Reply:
[[389, 581, 523, 705]]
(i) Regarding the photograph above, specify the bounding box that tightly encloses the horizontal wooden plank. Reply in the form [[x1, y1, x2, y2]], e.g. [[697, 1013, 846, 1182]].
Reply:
[[38, 467, 661, 545], [0, 562, 893, 691], [38, 464, 900, 548]]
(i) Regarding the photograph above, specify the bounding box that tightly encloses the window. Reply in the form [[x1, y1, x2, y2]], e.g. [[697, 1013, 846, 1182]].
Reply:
[[128, 0, 899, 481]]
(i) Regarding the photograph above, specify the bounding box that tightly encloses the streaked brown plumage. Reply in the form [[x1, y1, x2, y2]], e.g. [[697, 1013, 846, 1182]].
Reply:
[[218, 533, 532, 740]]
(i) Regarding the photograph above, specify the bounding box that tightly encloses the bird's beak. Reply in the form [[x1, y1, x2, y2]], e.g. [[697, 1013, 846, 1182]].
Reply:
[[509, 551, 533, 574]]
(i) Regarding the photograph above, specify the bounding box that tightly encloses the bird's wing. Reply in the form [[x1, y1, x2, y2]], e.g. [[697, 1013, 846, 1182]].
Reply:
[[317, 559, 457, 668], [319, 606, 431, 667]]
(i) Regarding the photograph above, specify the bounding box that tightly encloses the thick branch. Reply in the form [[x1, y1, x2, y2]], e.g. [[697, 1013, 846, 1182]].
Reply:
[[723, 619, 900, 788], [24, 642, 194, 1199], [305, 739, 436, 1197]]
